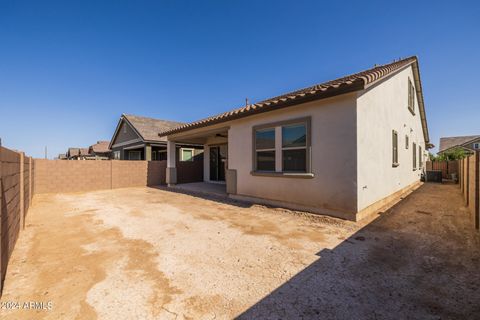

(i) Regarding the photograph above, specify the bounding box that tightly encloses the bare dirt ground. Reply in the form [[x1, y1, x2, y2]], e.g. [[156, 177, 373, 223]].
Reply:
[[0, 183, 479, 319]]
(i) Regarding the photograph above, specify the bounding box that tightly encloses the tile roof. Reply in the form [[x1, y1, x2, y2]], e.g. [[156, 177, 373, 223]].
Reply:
[[67, 148, 80, 157], [90, 141, 111, 153], [79, 148, 90, 156], [123, 114, 184, 142], [439, 135, 480, 153], [158, 56, 423, 138]]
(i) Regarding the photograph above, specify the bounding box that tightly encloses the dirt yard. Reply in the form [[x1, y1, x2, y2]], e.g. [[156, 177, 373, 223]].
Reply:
[[1, 183, 479, 319]]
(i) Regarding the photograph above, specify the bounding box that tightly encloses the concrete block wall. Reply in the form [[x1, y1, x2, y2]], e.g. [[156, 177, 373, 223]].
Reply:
[[34, 160, 112, 193], [111, 161, 149, 189], [34, 159, 168, 194], [459, 152, 479, 230], [0, 147, 34, 291]]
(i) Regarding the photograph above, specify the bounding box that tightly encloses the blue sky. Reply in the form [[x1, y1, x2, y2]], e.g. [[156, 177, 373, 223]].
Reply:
[[0, 0, 479, 158]]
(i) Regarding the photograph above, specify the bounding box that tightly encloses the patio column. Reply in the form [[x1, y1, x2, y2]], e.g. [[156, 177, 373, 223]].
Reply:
[[145, 145, 152, 161], [166, 140, 177, 186]]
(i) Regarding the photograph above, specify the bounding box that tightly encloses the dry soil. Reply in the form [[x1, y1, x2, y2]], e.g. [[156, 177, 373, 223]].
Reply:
[[0, 183, 479, 319]]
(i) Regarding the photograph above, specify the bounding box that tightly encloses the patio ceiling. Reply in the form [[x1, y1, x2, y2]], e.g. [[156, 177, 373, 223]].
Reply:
[[168, 126, 229, 144]]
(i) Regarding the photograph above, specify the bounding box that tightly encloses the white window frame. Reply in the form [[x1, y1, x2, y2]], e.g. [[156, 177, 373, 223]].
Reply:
[[180, 148, 194, 162], [392, 130, 399, 167], [408, 78, 415, 115], [412, 142, 417, 170], [419, 145, 422, 168], [113, 151, 120, 160], [474, 143, 480, 149]]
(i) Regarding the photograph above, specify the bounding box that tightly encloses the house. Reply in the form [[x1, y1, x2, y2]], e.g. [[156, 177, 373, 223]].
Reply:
[[109, 114, 203, 161], [159, 56, 430, 221], [65, 147, 90, 160], [66, 147, 80, 160], [87, 141, 111, 159], [438, 135, 480, 154], [79, 148, 90, 159]]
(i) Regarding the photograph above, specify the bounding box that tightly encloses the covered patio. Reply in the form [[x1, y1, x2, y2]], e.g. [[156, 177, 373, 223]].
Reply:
[[165, 125, 235, 193]]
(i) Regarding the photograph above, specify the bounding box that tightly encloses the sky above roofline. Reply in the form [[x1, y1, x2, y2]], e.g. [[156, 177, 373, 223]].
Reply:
[[0, 1, 479, 157]]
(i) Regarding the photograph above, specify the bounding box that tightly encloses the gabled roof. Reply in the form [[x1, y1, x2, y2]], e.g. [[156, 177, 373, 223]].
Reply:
[[90, 141, 111, 153], [67, 148, 80, 157], [124, 114, 184, 141], [79, 148, 90, 156], [158, 56, 429, 144], [439, 135, 480, 153], [109, 114, 184, 149]]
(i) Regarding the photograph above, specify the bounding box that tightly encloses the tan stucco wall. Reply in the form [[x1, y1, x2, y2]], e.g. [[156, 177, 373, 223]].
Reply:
[[227, 93, 358, 215], [356, 66, 427, 211]]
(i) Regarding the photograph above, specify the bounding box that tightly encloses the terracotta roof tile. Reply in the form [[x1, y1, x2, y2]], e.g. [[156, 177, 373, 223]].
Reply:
[[159, 56, 419, 137], [90, 141, 111, 153]]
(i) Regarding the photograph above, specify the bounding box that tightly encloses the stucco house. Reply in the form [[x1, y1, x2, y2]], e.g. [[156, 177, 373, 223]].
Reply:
[[159, 56, 431, 221], [109, 114, 203, 161], [438, 135, 480, 155]]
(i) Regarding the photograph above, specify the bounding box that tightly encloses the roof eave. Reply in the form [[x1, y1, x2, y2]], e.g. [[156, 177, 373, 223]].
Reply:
[[159, 81, 365, 137], [411, 59, 430, 145]]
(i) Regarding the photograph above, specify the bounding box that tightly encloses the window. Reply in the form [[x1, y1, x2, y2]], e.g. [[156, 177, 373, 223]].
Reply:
[[180, 148, 194, 162], [412, 142, 417, 170], [129, 151, 141, 160], [419, 146, 422, 168], [253, 118, 311, 175], [157, 150, 167, 161], [405, 135, 409, 149], [408, 79, 415, 114], [282, 124, 307, 172], [152, 151, 157, 161], [113, 151, 120, 160], [254, 128, 276, 171], [392, 130, 399, 167], [474, 143, 480, 149]]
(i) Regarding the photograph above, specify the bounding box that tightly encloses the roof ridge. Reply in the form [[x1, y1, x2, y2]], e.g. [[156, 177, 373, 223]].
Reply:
[[123, 113, 185, 124]]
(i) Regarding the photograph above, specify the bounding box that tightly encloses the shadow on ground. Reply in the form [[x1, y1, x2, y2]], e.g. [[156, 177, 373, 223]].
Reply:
[[152, 185, 254, 209], [236, 183, 480, 319]]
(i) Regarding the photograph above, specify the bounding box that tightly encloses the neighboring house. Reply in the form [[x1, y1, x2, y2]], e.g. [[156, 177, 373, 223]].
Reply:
[[87, 141, 111, 160], [66, 148, 80, 160], [438, 135, 480, 154], [79, 148, 90, 159], [109, 114, 202, 161], [65, 147, 90, 160], [57, 153, 67, 160], [159, 56, 430, 221]]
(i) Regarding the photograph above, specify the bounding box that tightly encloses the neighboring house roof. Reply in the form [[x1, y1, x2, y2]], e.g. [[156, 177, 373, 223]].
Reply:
[[90, 141, 111, 153], [109, 114, 184, 149], [124, 114, 184, 141], [438, 135, 480, 153], [67, 148, 80, 157], [79, 148, 90, 156], [158, 56, 430, 145]]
